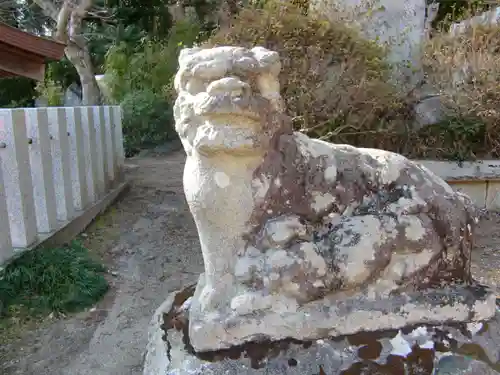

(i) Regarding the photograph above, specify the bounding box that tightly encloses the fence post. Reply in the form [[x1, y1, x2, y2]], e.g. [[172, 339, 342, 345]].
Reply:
[[98, 106, 110, 191], [103, 106, 116, 186], [66, 107, 88, 211], [0, 156, 13, 265], [112, 106, 125, 179], [81, 107, 99, 204], [25, 108, 58, 233], [92, 107, 106, 197], [0, 109, 37, 248], [47, 107, 74, 222]]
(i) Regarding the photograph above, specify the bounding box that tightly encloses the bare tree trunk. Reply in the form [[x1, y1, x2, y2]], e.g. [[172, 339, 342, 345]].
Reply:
[[64, 0, 101, 105], [34, 0, 102, 105]]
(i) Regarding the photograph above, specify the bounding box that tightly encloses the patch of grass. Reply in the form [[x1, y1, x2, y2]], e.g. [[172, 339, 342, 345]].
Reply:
[[0, 241, 109, 320]]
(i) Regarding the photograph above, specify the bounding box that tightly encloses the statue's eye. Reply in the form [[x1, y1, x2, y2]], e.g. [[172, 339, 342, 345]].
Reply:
[[186, 78, 206, 95], [192, 61, 228, 81]]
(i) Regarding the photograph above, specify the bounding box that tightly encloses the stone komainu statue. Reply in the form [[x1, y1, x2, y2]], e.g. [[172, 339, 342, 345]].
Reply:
[[173, 46, 496, 352]]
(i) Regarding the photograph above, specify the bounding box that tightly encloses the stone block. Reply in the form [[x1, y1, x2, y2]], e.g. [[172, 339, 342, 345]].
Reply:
[[46, 107, 74, 222], [112, 106, 124, 178], [81, 106, 99, 204], [0, 160, 12, 265], [66, 107, 88, 211], [91, 106, 106, 197], [486, 181, 500, 210], [449, 182, 487, 209], [103, 106, 116, 185], [25, 108, 58, 233], [0, 109, 37, 247]]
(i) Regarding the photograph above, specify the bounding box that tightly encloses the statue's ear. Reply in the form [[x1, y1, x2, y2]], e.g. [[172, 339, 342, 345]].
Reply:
[[251, 47, 281, 77]]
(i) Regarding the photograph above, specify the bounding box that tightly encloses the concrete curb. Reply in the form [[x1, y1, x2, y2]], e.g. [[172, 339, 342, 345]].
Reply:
[[416, 160, 500, 210]]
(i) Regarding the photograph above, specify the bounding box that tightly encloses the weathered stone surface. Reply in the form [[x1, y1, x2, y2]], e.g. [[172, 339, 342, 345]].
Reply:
[[143, 287, 500, 375], [309, 0, 430, 93], [171, 45, 497, 353], [435, 355, 500, 375], [413, 95, 444, 128], [309, 1, 447, 127]]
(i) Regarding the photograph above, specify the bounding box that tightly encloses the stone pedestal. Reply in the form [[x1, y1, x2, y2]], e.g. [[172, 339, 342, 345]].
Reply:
[[144, 286, 500, 375], [188, 274, 496, 352]]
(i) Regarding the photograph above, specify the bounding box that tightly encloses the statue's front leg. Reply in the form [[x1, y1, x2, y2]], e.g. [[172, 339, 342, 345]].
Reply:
[[195, 229, 244, 311]]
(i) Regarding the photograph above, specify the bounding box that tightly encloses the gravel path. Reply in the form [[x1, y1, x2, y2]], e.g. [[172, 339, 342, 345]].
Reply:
[[1, 150, 499, 374]]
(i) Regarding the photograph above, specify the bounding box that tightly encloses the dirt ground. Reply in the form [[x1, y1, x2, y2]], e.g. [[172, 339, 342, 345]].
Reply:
[[1, 150, 500, 375]]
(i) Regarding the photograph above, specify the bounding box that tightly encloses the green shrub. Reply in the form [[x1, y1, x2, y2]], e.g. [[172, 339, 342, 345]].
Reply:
[[35, 79, 64, 107], [104, 19, 203, 102], [44, 58, 80, 92], [121, 90, 175, 156], [104, 40, 175, 103], [104, 19, 203, 155], [0, 77, 36, 108], [32, 58, 80, 107]]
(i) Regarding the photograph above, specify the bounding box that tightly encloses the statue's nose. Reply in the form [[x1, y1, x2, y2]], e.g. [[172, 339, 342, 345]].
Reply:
[[206, 77, 250, 97]]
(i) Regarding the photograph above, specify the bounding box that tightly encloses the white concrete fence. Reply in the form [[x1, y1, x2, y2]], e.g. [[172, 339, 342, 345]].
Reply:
[[0, 106, 125, 266]]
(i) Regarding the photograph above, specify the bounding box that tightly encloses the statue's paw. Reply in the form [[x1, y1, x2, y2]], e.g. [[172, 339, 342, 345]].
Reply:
[[198, 286, 218, 311], [198, 284, 230, 311]]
